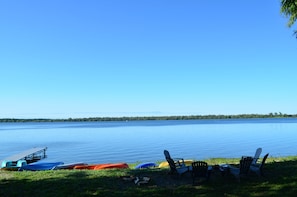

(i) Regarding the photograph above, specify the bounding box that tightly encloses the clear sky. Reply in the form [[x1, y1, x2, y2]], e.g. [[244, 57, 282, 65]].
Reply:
[[0, 0, 296, 119]]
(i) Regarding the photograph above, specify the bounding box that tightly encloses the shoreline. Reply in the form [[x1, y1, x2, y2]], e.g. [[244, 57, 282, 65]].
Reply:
[[1, 113, 297, 122]]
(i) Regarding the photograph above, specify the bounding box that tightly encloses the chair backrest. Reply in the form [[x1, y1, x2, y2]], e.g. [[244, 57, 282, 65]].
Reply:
[[164, 150, 171, 160], [191, 161, 208, 178], [164, 150, 177, 173], [17, 160, 27, 167], [259, 153, 269, 172], [1, 160, 12, 168], [239, 156, 253, 175], [167, 158, 177, 173], [252, 148, 262, 164]]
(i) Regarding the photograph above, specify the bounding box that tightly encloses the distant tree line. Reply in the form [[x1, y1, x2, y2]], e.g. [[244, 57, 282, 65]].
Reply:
[[1, 113, 297, 122]]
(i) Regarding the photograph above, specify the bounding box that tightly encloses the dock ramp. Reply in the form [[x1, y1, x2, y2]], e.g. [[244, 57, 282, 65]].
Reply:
[[1, 147, 47, 164]]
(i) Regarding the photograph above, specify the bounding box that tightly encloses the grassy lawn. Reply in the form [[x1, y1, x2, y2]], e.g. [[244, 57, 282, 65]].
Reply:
[[1, 156, 297, 197]]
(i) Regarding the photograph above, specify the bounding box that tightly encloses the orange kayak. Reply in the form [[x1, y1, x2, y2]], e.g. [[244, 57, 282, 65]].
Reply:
[[73, 164, 97, 170], [74, 163, 129, 170], [94, 163, 129, 170]]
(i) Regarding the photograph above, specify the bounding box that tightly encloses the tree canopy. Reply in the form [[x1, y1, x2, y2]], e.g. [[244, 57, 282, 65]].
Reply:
[[281, 0, 297, 36]]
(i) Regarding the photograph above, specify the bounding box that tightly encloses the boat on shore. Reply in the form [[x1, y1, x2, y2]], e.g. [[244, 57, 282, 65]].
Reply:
[[19, 161, 64, 171], [73, 163, 129, 170], [52, 162, 87, 170], [135, 162, 157, 169], [158, 160, 194, 168]]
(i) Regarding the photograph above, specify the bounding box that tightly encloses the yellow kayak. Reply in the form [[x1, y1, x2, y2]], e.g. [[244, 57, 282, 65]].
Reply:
[[158, 160, 194, 168]]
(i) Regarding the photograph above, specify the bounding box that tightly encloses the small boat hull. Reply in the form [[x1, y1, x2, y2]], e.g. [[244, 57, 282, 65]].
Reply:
[[74, 163, 129, 170], [94, 163, 129, 170], [135, 162, 157, 169], [19, 162, 64, 171], [158, 160, 194, 168], [73, 164, 97, 170], [53, 162, 87, 170]]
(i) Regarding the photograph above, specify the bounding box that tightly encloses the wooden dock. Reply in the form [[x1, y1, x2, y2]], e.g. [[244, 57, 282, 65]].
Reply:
[[1, 147, 47, 164]]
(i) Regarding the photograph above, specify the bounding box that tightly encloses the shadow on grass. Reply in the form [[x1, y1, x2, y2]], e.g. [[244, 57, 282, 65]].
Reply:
[[1, 159, 297, 197]]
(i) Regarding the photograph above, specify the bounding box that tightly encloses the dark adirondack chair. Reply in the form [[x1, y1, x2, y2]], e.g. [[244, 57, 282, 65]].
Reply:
[[163, 150, 188, 175], [191, 161, 211, 185], [250, 153, 269, 176], [229, 156, 253, 181]]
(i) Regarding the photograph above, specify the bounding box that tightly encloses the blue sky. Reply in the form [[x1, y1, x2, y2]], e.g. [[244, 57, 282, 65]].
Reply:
[[0, 0, 296, 119]]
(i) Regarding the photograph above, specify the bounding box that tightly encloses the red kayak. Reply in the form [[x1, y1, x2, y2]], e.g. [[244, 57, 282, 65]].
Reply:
[[74, 163, 129, 170], [94, 163, 129, 170]]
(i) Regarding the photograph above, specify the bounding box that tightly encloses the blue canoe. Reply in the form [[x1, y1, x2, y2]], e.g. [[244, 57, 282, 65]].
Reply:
[[135, 162, 157, 169], [19, 161, 64, 171]]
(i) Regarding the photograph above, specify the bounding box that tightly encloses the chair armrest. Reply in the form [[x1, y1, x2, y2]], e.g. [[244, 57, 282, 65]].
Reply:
[[172, 158, 185, 166], [228, 165, 238, 170], [250, 163, 261, 168], [172, 158, 184, 161]]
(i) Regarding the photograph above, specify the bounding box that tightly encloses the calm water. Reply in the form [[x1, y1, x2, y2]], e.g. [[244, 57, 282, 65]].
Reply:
[[0, 118, 297, 164]]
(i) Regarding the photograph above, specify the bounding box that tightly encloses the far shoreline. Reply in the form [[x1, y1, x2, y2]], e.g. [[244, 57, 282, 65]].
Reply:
[[1, 113, 297, 123]]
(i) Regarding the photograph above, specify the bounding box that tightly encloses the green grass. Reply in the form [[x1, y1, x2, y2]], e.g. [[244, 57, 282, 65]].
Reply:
[[1, 156, 297, 197]]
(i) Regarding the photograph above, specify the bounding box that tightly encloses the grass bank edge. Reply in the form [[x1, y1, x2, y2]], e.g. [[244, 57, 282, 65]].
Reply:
[[1, 155, 297, 179]]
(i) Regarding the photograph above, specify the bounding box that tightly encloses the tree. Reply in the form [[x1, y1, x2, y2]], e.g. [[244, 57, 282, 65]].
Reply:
[[281, 0, 297, 36]]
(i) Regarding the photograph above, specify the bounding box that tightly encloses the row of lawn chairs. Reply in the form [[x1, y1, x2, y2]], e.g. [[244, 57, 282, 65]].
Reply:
[[228, 148, 269, 181], [164, 148, 269, 184], [164, 150, 212, 185]]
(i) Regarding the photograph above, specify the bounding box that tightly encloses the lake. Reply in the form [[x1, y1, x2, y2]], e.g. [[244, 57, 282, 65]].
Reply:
[[0, 118, 296, 164]]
